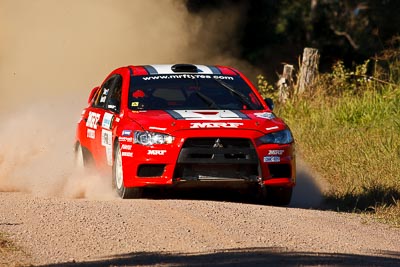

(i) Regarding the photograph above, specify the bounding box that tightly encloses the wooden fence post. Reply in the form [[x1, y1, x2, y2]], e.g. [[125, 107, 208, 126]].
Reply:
[[298, 47, 320, 94], [277, 64, 294, 104]]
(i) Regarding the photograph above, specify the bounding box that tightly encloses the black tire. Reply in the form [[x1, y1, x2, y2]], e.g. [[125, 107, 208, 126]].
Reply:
[[112, 141, 143, 199], [259, 186, 293, 206]]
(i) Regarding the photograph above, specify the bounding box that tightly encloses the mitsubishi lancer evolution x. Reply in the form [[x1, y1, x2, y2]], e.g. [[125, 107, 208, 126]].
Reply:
[[74, 64, 296, 205]]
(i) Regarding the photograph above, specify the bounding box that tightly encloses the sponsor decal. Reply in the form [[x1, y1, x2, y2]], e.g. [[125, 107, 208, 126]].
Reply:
[[266, 126, 279, 131], [141, 74, 235, 81], [132, 90, 145, 98], [213, 75, 234, 80], [268, 150, 284, 155], [119, 136, 133, 142], [102, 112, 114, 129], [167, 110, 247, 120], [263, 156, 280, 163], [190, 122, 243, 129], [121, 144, 132, 150], [86, 111, 100, 129], [149, 126, 167, 131], [147, 150, 167, 156], [254, 112, 275, 119], [86, 129, 95, 139], [122, 130, 132, 136], [144, 65, 223, 75], [101, 129, 112, 146], [106, 146, 113, 166], [115, 117, 120, 122], [98, 128, 113, 166], [100, 88, 109, 103], [121, 151, 133, 157]]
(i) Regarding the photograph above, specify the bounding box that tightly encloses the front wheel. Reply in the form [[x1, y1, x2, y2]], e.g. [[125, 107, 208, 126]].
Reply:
[[112, 141, 143, 199]]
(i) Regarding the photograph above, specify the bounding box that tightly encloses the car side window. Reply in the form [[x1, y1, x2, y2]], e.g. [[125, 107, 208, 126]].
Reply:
[[106, 75, 122, 113], [93, 78, 113, 109], [93, 75, 122, 113]]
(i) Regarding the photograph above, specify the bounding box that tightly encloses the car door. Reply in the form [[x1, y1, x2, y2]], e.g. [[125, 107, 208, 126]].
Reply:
[[83, 75, 121, 169], [95, 74, 123, 169]]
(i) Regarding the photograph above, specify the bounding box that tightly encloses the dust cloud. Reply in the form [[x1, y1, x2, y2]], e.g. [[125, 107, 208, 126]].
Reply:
[[290, 157, 329, 209], [0, 0, 247, 198]]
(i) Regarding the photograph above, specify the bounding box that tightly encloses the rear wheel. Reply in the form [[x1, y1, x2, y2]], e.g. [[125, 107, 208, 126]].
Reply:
[[74, 143, 85, 169], [112, 141, 143, 199], [74, 143, 93, 170]]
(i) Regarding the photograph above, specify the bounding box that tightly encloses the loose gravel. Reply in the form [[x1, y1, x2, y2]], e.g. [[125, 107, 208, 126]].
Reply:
[[1, 190, 399, 266]]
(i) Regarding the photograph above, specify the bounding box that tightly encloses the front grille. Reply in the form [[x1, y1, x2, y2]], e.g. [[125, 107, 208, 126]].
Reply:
[[178, 138, 258, 164], [137, 164, 165, 177], [174, 138, 259, 181]]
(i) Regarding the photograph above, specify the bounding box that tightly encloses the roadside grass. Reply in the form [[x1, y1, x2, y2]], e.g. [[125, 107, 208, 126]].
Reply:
[[276, 92, 400, 226], [262, 48, 400, 226]]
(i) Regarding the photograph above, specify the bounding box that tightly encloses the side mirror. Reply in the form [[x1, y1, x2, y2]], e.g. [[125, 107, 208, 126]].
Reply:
[[88, 86, 100, 104], [264, 98, 274, 111]]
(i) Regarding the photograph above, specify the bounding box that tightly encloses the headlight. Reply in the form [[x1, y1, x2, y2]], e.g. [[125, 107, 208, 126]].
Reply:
[[134, 131, 174, 146], [259, 129, 293, 144]]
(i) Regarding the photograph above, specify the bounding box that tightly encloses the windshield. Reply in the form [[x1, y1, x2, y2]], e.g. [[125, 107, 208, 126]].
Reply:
[[128, 74, 263, 110]]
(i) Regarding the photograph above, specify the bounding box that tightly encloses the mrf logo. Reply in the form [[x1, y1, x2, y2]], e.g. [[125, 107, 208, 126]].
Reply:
[[147, 150, 167, 156], [190, 122, 244, 129]]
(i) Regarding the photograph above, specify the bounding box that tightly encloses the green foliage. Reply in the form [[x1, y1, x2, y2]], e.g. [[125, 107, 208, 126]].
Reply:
[[256, 74, 276, 99], [319, 59, 372, 95]]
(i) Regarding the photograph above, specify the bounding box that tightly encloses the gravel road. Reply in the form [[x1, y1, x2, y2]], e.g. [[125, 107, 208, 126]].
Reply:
[[0, 106, 398, 266], [1, 165, 400, 267]]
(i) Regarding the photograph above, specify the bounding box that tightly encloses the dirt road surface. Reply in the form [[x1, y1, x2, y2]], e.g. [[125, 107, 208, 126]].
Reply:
[[1, 164, 400, 267]]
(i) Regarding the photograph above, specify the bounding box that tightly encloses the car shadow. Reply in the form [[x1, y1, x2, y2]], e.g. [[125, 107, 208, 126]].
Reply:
[[38, 247, 400, 267]]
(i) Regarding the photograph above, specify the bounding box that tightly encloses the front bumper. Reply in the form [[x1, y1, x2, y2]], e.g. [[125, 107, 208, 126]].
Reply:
[[120, 131, 296, 188]]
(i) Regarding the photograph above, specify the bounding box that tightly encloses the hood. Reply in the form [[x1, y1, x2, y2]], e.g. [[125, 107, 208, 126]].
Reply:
[[127, 110, 287, 134]]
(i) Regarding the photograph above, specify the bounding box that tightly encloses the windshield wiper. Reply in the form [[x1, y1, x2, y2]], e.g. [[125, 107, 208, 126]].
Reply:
[[195, 91, 219, 109], [213, 79, 257, 110]]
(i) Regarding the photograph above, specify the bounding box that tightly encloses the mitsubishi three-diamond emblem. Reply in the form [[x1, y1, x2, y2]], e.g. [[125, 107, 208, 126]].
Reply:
[[213, 138, 223, 148]]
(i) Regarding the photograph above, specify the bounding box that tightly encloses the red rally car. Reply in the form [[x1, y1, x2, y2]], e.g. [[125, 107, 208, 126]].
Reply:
[[75, 64, 296, 205]]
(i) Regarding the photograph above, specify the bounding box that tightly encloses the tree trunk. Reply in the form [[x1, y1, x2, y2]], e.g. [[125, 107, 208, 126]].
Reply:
[[298, 47, 320, 94], [277, 64, 294, 104]]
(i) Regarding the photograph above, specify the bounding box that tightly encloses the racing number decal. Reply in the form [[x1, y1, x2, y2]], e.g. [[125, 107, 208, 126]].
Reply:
[[86, 111, 101, 129]]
